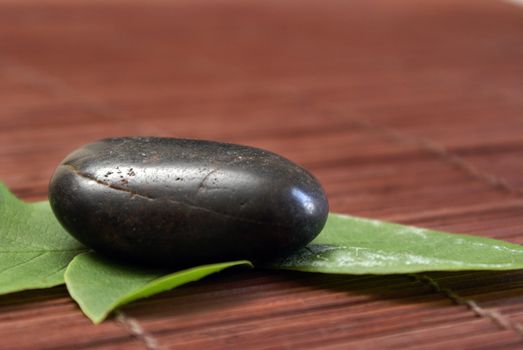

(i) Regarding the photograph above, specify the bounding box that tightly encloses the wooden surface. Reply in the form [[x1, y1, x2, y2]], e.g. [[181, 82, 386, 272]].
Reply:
[[1, 0, 523, 349]]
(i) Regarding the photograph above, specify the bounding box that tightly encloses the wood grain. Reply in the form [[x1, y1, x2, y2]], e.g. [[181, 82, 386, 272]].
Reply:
[[1, 0, 523, 349]]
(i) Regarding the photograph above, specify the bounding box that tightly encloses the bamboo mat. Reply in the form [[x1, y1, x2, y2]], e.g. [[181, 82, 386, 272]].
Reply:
[[1, 0, 523, 348]]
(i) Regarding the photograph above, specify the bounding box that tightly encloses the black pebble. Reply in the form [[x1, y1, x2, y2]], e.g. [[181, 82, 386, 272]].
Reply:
[[48, 137, 329, 266]]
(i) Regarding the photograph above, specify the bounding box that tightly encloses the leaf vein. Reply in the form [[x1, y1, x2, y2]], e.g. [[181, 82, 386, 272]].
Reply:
[[0, 252, 47, 274]]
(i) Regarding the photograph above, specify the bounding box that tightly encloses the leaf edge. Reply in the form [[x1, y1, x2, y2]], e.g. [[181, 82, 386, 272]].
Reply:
[[64, 253, 253, 324]]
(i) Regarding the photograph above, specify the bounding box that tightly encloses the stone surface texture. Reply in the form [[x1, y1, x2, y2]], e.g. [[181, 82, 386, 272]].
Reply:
[[48, 137, 329, 266]]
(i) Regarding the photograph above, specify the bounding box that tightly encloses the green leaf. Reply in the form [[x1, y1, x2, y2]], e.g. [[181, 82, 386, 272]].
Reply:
[[5, 175, 523, 323], [65, 252, 251, 323], [0, 183, 85, 295], [271, 213, 523, 274]]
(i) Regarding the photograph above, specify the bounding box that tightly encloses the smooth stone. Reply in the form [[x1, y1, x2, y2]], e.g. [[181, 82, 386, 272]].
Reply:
[[48, 137, 329, 266]]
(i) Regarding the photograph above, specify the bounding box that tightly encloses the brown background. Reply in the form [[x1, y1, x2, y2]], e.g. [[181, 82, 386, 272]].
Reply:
[[2, 0, 523, 349]]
